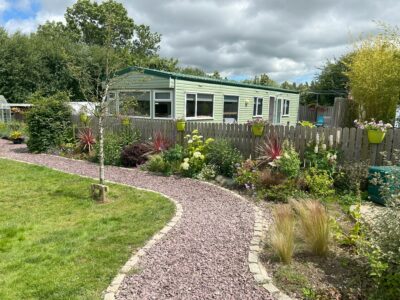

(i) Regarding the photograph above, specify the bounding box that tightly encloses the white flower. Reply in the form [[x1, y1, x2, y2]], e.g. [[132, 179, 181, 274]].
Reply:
[[184, 158, 189, 163], [193, 151, 202, 158], [268, 161, 277, 167], [284, 153, 290, 159], [322, 144, 327, 151], [314, 146, 319, 154], [181, 162, 190, 170], [332, 154, 337, 160], [188, 139, 193, 144]]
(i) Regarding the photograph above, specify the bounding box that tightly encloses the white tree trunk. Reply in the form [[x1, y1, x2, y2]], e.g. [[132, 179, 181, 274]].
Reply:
[[98, 84, 109, 185]]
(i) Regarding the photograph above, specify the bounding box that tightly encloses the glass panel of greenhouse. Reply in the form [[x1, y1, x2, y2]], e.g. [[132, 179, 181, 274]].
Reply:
[[0, 95, 11, 123]]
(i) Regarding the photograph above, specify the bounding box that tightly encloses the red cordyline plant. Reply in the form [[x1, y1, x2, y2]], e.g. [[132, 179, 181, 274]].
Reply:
[[145, 132, 170, 155], [78, 128, 96, 153], [257, 133, 283, 166]]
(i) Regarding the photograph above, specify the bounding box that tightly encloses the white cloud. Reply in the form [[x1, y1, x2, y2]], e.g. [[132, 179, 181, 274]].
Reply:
[[0, 0, 10, 13], [5, 18, 37, 33]]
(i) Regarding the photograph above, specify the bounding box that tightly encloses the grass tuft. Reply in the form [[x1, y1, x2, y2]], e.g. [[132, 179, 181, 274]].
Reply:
[[270, 204, 295, 264], [290, 199, 330, 256]]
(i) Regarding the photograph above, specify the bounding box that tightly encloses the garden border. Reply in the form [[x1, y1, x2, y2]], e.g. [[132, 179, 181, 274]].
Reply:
[[0, 157, 183, 300]]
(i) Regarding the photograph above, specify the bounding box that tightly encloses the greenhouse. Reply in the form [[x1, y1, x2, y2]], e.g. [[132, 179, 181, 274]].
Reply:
[[0, 95, 11, 123]]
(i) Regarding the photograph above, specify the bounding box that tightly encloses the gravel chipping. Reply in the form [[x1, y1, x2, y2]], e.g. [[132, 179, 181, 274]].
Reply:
[[0, 140, 273, 300]]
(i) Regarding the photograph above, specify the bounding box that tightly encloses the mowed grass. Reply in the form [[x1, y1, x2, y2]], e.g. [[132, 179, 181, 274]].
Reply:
[[0, 159, 175, 300]]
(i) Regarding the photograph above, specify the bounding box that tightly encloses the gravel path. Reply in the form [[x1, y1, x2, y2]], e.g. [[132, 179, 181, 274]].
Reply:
[[0, 139, 272, 300]]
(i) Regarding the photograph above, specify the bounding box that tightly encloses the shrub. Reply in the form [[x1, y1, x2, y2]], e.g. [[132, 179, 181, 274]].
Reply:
[[93, 134, 123, 166], [291, 199, 330, 256], [0, 121, 26, 138], [304, 142, 338, 176], [120, 142, 151, 167], [26, 92, 72, 153], [234, 159, 259, 190], [204, 139, 242, 177], [334, 161, 370, 194], [257, 168, 286, 188], [163, 144, 184, 164], [180, 130, 213, 177], [78, 128, 96, 153], [270, 205, 295, 264], [145, 155, 169, 174], [276, 145, 301, 178], [304, 168, 335, 197], [264, 179, 299, 202], [118, 127, 141, 147], [197, 164, 217, 180], [9, 130, 23, 140]]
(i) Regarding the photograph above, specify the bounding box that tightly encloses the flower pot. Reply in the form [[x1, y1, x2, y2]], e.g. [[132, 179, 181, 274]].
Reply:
[[251, 124, 264, 137], [368, 130, 386, 144], [12, 138, 24, 144], [176, 121, 186, 132]]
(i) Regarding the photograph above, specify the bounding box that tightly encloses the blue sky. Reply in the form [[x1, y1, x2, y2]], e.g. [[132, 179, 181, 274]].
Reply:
[[0, 0, 40, 22], [1, 0, 398, 84]]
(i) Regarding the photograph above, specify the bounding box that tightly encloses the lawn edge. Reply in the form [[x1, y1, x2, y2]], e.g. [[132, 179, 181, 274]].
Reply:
[[197, 180, 292, 300], [0, 157, 182, 300]]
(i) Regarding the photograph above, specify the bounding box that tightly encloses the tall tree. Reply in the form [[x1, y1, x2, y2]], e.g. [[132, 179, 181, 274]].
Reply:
[[65, 0, 135, 48], [243, 73, 279, 87], [347, 25, 400, 122]]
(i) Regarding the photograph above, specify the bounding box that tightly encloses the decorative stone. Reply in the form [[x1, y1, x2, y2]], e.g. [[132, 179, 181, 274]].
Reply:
[[249, 263, 260, 274], [248, 252, 258, 263]]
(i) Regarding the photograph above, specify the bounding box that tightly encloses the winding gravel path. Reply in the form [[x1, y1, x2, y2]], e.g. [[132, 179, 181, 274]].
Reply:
[[0, 139, 272, 300]]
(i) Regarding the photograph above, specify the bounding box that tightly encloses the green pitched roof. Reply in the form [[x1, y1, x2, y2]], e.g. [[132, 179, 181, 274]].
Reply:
[[114, 66, 299, 94]]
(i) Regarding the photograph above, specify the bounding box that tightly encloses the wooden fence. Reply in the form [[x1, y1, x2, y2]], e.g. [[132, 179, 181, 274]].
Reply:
[[73, 115, 400, 166], [298, 98, 349, 128]]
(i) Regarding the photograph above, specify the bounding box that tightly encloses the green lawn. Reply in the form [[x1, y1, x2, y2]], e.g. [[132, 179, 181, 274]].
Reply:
[[0, 159, 175, 300]]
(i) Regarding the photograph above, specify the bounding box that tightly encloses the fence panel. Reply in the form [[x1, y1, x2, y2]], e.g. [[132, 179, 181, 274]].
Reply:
[[72, 116, 400, 166]]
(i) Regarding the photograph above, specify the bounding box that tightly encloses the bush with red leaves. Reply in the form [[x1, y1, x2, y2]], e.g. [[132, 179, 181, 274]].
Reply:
[[120, 142, 151, 167], [257, 133, 283, 166], [78, 128, 96, 153], [147, 132, 170, 154]]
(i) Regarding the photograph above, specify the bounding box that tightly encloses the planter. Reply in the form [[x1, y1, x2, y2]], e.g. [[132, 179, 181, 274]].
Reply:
[[176, 121, 186, 132], [251, 124, 264, 137], [368, 130, 386, 144], [12, 138, 24, 144]]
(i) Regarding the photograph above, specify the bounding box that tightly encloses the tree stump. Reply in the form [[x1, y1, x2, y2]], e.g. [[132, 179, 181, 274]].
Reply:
[[91, 184, 109, 202]]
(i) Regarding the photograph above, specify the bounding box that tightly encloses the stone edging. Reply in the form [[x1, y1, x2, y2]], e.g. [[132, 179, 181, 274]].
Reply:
[[197, 180, 292, 300], [0, 157, 183, 300]]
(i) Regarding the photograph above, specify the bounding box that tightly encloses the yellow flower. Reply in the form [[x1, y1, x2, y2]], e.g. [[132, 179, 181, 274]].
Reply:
[[205, 138, 214, 144], [192, 129, 199, 135]]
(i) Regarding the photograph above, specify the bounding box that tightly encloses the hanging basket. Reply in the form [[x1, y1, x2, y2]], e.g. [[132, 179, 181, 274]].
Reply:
[[251, 124, 264, 137], [176, 121, 186, 132], [367, 130, 386, 144]]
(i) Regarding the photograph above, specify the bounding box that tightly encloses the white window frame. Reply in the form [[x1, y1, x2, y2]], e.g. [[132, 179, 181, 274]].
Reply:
[[184, 92, 215, 120], [153, 90, 173, 120], [253, 97, 263, 117], [223, 94, 240, 122], [117, 89, 152, 119], [282, 99, 290, 117]]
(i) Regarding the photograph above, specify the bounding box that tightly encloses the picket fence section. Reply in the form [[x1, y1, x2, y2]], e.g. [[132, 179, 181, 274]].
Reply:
[[72, 115, 400, 166]]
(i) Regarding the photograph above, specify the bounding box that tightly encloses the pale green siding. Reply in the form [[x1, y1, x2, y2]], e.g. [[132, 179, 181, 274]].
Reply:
[[174, 79, 299, 125], [109, 71, 172, 90], [109, 69, 300, 125]]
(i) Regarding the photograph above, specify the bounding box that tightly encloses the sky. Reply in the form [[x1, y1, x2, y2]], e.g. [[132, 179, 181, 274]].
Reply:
[[0, 0, 399, 83]]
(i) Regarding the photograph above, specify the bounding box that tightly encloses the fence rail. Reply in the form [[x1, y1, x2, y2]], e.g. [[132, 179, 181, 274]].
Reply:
[[72, 115, 400, 166]]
